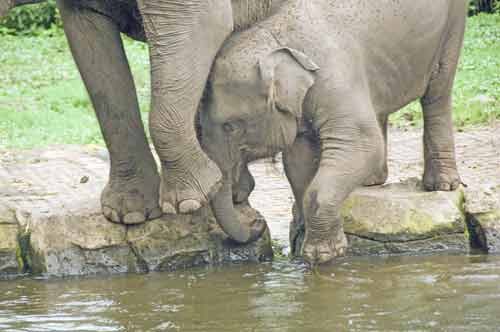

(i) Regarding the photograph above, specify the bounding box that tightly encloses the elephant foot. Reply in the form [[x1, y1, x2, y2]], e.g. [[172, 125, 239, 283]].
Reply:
[[423, 160, 461, 191], [301, 231, 347, 266], [101, 164, 162, 224], [363, 167, 388, 186], [160, 154, 222, 214]]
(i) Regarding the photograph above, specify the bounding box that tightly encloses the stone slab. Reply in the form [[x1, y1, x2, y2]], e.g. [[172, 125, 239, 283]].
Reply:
[[0, 146, 272, 278], [465, 184, 500, 253], [291, 178, 468, 257]]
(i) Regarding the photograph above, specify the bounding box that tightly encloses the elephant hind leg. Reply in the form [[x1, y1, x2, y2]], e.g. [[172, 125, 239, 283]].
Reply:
[[363, 114, 389, 186], [57, 0, 161, 224], [420, 17, 465, 192]]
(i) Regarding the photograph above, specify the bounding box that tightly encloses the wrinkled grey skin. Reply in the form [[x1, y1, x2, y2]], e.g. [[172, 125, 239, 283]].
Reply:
[[1, 0, 273, 227], [201, 0, 467, 264]]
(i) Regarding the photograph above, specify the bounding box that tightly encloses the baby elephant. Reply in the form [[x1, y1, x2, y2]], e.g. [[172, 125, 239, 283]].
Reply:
[[201, 0, 467, 264]]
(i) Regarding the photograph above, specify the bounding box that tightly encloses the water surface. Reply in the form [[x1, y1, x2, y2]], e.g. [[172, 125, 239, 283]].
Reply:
[[1, 255, 500, 331]]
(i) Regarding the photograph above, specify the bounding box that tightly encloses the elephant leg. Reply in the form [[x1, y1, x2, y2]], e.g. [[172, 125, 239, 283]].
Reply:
[[137, 0, 233, 214], [232, 162, 255, 204], [283, 135, 320, 256], [421, 94, 461, 191], [420, 19, 465, 191], [57, 0, 161, 224], [301, 99, 384, 265], [363, 114, 389, 186]]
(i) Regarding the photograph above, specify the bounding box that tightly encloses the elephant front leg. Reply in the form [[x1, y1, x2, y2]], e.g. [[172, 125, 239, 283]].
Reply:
[[58, 0, 161, 224], [302, 108, 384, 265], [283, 135, 320, 257], [232, 162, 255, 204], [137, 0, 233, 214]]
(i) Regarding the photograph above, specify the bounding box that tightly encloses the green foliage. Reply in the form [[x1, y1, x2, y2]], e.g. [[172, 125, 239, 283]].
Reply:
[[469, 0, 499, 15], [0, 0, 61, 35], [0, 13, 498, 149], [0, 33, 150, 148]]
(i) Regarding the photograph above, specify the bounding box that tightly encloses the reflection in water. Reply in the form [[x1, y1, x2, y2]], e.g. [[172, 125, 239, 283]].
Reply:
[[1, 255, 500, 331]]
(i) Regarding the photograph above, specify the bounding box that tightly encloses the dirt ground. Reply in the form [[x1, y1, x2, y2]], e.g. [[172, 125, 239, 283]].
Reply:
[[249, 124, 500, 245]]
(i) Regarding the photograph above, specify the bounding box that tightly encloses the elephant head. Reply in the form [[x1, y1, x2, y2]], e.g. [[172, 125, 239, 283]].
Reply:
[[200, 29, 319, 243]]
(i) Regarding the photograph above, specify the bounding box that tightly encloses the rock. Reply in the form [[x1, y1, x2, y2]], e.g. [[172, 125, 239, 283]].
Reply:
[[128, 204, 273, 272], [464, 184, 500, 253], [291, 178, 468, 257], [0, 146, 272, 278], [0, 203, 19, 275]]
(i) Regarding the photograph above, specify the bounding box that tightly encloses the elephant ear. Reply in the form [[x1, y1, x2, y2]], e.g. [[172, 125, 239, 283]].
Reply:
[[259, 47, 320, 119]]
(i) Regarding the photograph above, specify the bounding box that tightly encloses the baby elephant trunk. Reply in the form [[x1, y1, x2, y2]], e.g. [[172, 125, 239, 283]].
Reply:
[[210, 168, 262, 243]]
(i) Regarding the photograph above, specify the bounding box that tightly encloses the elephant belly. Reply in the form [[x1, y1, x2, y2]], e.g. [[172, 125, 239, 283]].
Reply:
[[323, 0, 457, 114], [76, 0, 146, 42]]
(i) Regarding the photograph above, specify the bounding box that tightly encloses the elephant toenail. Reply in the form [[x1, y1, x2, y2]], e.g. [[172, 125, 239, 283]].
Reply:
[[148, 207, 163, 220], [110, 209, 121, 223], [179, 200, 202, 214], [162, 202, 177, 215]]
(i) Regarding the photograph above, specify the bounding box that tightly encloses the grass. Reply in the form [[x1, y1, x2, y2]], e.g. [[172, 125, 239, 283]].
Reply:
[[0, 14, 499, 149], [0, 28, 150, 149]]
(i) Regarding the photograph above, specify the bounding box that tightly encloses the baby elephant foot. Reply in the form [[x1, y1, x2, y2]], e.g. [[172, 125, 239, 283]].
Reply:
[[301, 231, 347, 266], [161, 154, 222, 214], [363, 167, 389, 186], [423, 161, 461, 191], [246, 216, 268, 243], [101, 166, 162, 224]]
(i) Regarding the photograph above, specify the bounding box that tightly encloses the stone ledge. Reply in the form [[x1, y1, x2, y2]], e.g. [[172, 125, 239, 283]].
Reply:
[[291, 178, 470, 257], [0, 146, 272, 278], [465, 184, 500, 253]]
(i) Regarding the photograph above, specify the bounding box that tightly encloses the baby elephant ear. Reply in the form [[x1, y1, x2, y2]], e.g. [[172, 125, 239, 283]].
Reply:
[[259, 47, 320, 118]]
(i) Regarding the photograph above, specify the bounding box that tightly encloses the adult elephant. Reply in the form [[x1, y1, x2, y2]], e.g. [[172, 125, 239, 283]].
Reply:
[[1, 0, 273, 227]]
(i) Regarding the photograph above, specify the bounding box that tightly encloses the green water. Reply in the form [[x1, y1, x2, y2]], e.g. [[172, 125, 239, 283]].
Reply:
[[1, 255, 500, 331]]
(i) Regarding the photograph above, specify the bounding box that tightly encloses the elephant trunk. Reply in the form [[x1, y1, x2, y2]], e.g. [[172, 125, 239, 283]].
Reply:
[[211, 168, 253, 243]]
